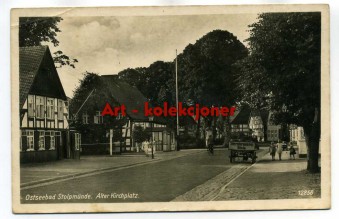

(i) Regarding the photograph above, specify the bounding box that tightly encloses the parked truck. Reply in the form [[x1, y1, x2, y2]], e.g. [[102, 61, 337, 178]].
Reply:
[[229, 140, 257, 164]]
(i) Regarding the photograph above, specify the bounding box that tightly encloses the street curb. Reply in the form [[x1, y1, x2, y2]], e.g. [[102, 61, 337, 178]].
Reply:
[[20, 150, 205, 189]]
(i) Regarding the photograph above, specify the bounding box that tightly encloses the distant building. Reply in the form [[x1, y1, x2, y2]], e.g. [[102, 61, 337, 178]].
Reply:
[[290, 126, 320, 158], [266, 112, 282, 142], [19, 46, 80, 163], [249, 110, 269, 142], [230, 106, 279, 142], [71, 75, 175, 154], [230, 106, 252, 138]]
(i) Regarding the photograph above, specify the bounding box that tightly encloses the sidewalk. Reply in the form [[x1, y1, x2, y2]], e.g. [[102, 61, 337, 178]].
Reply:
[[172, 149, 320, 201], [20, 149, 204, 187], [214, 150, 321, 200]]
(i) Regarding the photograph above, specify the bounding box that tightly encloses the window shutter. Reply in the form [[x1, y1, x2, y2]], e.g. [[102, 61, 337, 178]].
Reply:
[[34, 131, 39, 151], [21, 135, 28, 152]]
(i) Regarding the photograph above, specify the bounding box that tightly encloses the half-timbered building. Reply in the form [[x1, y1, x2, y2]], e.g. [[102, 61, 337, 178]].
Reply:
[[19, 46, 79, 163], [72, 75, 176, 154]]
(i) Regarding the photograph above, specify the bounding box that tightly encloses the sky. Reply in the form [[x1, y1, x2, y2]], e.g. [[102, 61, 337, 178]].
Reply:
[[48, 14, 259, 97]]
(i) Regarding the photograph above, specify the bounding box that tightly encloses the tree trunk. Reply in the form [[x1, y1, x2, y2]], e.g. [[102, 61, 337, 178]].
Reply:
[[304, 130, 320, 173], [195, 116, 201, 147], [223, 116, 230, 147], [303, 107, 321, 173], [212, 116, 217, 142]]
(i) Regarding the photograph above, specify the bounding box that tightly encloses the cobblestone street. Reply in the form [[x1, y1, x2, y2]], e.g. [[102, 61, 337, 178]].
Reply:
[[214, 153, 320, 200], [173, 150, 320, 201]]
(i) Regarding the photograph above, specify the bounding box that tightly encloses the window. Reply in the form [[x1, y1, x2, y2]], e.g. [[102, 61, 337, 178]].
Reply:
[[47, 131, 55, 150], [82, 112, 89, 124], [25, 130, 34, 151], [38, 131, 45, 150], [20, 130, 27, 152], [94, 111, 103, 124], [301, 129, 305, 139], [47, 98, 54, 119], [58, 100, 64, 120], [27, 95, 34, 117], [64, 100, 69, 112], [232, 124, 239, 129], [36, 96, 45, 118]]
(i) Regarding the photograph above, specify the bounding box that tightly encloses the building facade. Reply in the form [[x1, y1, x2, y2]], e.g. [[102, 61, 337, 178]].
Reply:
[[231, 106, 281, 142], [266, 112, 282, 142], [249, 111, 265, 142], [230, 106, 252, 139], [19, 46, 80, 163]]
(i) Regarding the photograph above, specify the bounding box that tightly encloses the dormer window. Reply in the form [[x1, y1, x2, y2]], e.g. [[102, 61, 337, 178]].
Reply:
[[94, 111, 103, 124], [82, 112, 89, 124]]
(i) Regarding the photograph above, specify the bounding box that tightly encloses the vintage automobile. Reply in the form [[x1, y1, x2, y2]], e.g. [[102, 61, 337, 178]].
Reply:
[[228, 139, 257, 164]]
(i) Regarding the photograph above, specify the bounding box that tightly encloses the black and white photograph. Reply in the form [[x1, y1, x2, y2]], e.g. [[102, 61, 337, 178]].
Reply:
[[10, 5, 330, 213]]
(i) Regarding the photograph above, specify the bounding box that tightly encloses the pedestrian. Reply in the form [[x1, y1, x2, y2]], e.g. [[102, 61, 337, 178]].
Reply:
[[276, 140, 283, 161], [206, 134, 214, 155], [289, 144, 296, 160], [270, 142, 277, 161], [142, 140, 150, 156]]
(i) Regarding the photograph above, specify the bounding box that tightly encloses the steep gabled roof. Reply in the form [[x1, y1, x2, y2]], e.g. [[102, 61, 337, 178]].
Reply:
[[19, 46, 67, 108], [231, 105, 270, 126], [231, 106, 251, 124], [101, 75, 166, 124], [259, 110, 270, 125], [19, 46, 47, 108]]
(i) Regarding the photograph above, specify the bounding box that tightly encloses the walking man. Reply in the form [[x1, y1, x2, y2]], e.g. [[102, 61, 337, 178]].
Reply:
[[270, 142, 277, 161], [289, 144, 296, 160], [276, 140, 283, 161]]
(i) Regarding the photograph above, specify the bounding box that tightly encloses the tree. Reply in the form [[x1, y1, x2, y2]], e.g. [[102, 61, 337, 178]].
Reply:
[[236, 13, 321, 173], [118, 68, 146, 89], [178, 30, 248, 107], [69, 72, 119, 124], [144, 61, 175, 106], [178, 30, 248, 145], [133, 125, 151, 144], [115, 30, 248, 146], [19, 17, 78, 68], [69, 72, 125, 147]]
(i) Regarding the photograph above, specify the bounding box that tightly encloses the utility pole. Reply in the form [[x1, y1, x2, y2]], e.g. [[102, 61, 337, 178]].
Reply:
[[176, 49, 180, 151], [109, 129, 113, 156]]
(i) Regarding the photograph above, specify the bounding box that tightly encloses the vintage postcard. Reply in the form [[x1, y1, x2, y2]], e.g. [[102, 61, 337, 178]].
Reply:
[[11, 5, 330, 213]]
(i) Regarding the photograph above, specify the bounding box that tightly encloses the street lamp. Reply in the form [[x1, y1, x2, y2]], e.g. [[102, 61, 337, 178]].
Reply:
[[149, 116, 154, 159]]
